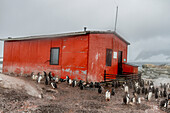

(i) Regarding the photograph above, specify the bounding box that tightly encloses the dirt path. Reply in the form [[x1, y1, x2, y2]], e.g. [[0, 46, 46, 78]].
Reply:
[[0, 74, 169, 113]]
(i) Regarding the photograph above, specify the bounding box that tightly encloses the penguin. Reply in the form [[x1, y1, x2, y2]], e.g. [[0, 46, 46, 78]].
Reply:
[[142, 87, 145, 94], [155, 91, 158, 101], [111, 88, 115, 96], [168, 93, 170, 100], [146, 91, 152, 101], [124, 85, 129, 93], [89, 82, 93, 88], [69, 79, 72, 86], [131, 97, 136, 103], [48, 72, 53, 81], [31, 72, 35, 80], [78, 80, 83, 87], [51, 82, 57, 89], [136, 87, 141, 95], [152, 86, 155, 93], [115, 81, 118, 88], [159, 90, 163, 97], [123, 93, 130, 105], [72, 80, 77, 87], [94, 82, 100, 88], [137, 97, 141, 104], [98, 86, 102, 94], [37, 72, 43, 84], [163, 89, 167, 97], [160, 83, 163, 89], [80, 84, 84, 90], [53, 76, 59, 83], [44, 71, 49, 85], [145, 88, 148, 95], [105, 90, 111, 101], [160, 99, 168, 109], [66, 76, 69, 83], [59, 78, 65, 82], [155, 88, 159, 93], [112, 81, 115, 87]]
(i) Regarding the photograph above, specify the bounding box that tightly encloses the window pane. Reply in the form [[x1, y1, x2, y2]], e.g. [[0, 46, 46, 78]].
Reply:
[[50, 48, 59, 65], [106, 49, 112, 66]]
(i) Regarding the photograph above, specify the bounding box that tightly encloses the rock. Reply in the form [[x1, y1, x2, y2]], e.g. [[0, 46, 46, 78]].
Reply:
[[142, 64, 156, 68]]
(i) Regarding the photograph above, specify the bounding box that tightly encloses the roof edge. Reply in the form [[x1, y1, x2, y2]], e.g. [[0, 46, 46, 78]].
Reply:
[[0, 31, 130, 45]]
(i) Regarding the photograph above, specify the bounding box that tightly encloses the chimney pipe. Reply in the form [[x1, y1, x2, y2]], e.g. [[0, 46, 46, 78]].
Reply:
[[84, 27, 87, 32]]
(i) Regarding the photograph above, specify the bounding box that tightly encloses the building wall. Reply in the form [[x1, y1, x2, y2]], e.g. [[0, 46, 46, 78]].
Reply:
[[3, 35, 88, 81], [88, 34, 128, 82]]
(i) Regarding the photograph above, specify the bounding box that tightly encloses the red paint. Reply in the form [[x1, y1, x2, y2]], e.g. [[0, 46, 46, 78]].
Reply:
[[3, 32, 138, 82]]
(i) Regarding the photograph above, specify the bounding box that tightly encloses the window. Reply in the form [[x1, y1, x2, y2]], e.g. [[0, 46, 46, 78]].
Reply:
[[50, 48, 60, 65], [106, 49, 112, 66]]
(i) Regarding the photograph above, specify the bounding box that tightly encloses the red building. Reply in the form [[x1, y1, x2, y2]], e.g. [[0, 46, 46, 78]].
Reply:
[[2, 31, 138, 82]]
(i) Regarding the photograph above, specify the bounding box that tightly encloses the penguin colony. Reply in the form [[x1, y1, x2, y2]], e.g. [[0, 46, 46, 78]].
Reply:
[[31, 72, 170, 110]]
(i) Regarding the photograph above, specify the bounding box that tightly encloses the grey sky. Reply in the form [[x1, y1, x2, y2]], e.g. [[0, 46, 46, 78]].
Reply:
[[0, 0, 170, 62]]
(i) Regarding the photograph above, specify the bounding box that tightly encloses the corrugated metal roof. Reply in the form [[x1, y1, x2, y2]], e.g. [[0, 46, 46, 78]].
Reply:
[[0, 31, 130, 45]]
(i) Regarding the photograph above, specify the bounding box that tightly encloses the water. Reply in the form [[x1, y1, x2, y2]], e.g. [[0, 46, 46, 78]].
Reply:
[[128, 62, 170, 86]]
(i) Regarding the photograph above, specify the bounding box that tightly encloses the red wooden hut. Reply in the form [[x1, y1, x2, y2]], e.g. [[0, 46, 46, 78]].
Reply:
[[2, 31, 138, 82]]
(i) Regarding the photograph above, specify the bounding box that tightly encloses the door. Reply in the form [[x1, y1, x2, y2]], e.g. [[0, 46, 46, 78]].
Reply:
[[118, 51, 123, 75]]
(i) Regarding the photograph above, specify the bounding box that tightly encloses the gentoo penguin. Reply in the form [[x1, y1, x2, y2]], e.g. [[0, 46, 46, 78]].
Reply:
[[111, 88, 115, 96], [53, 76, 59, 83], [163, 89, 167, 97], [98, 86, 102, 94], [89, 82, 93, 88], [94, 82, 100, 88], [69, 79, 72, 86], [48, 72, 53, 81], [142, 87, 145, 94], [136, 87, 141, 95], [72, 80, 77, 87], [168, 93, 170, 100], [66, 76, 69, 83], [137, 97, 141, 104], [44, 71, 49, 85], [32, 72, 38, 80], [145, 88, 148, 95], [105, 90, 111, 101], [155, 91, 159, 101], [160, 99, 169, 109], [112, 81, 115, 87], [80, 84, 84, 90], [51, 82, 57, 89], [146, 90, 152, 101], [159, 90, 163, 97], [124, 85, 129, 93], [123, 93, 130, 105], [37, 72, 43, 84], [78, 80, 83, 87], [115, 81, 118, 88], [131, 97, 136, 103]]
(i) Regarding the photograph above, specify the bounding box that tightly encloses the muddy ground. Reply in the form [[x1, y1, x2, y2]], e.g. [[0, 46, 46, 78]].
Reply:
[[0, 74, 169, 113]]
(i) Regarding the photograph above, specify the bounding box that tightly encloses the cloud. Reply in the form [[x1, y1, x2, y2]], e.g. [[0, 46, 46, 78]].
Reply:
[[0, 0, 170, 62]]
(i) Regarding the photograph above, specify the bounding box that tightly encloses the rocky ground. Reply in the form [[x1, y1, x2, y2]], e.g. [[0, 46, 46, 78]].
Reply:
[[0, 73, 169, 113]]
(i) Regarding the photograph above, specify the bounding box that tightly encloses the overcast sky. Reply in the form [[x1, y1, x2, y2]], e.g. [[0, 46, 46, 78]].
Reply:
[[0, 0, 170, 62]]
